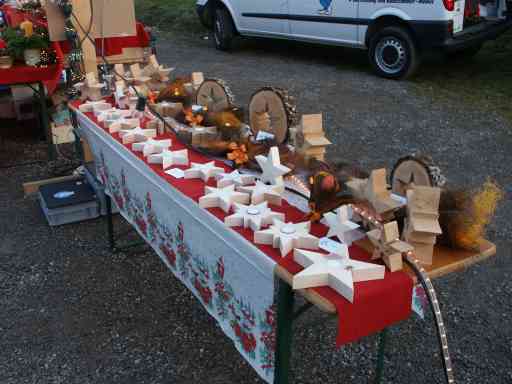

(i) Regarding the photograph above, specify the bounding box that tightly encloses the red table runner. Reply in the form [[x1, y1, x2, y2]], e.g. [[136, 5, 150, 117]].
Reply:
[[72, 99, 413, 346]]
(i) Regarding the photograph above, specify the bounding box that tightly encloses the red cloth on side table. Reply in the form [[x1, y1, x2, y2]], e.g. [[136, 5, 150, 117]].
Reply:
[[0, 41, 64, 95], [71, 99, 414, 347]]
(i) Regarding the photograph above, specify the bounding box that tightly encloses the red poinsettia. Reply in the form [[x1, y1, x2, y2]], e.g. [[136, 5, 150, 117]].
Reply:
[[0, 39, 7, 51], [241, 331, 257, 353]]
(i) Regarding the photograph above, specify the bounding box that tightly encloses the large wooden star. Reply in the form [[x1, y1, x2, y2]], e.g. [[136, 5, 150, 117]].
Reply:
[[254, 219, 319, 257], [199, 185, 250, 213], [238, 180, 283, 206], [148, 149, 189, 169], [132, 138, 172, 157], [293, 246, 385, 303], [216, 170, 255, 188], [323, 205, 360, 245], [225, 202, 285, 231], [255, 147, 291, 188], [119, 127, 157, 144], [184, 161, 224, 182]]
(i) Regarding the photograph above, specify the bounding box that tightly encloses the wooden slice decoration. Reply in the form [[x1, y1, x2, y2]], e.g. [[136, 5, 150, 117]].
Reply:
[[249, 87, 297, 145], [391, 155, 446, 197], [195, 79, 234, 113]]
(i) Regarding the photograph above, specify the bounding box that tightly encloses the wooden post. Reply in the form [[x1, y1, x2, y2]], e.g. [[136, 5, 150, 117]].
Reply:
[[71, 0, 98, 77]]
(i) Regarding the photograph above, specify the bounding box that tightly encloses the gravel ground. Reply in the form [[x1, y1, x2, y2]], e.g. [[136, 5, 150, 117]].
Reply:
[[1, 33, 511, 384]]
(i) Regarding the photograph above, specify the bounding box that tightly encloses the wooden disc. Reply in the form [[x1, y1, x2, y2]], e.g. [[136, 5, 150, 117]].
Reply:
[[195, 79, 233, 112], [391, 156, 434, 196], [249, 88, 293, 144]]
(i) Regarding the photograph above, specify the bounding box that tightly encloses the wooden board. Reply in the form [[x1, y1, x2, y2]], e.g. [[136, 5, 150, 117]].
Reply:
[[275, 239, 496, 314], [71, 0, 98, 77], [97, 48, 146, 65]]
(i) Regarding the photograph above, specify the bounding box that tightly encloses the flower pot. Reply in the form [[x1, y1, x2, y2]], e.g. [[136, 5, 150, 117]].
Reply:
[[24, 48, 41, 66], [0, 56, 13, 69]]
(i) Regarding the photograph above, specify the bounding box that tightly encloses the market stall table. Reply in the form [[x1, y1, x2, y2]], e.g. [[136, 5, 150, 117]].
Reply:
[[70, 101, 496, 384]]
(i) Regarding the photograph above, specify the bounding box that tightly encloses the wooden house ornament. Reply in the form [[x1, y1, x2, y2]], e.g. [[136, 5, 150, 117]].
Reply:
[[403, 186, 442, 265], [295, 114, 331, 162], [367, 221, 414, 272]]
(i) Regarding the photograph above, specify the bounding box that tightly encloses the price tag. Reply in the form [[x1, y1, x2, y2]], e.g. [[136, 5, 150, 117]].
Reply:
[[256, 130, 275, 141], [165, 168, 185, 179]]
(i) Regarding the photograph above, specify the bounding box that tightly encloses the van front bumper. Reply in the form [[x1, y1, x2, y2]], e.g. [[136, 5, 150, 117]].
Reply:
[[410, 18, 512, 52]]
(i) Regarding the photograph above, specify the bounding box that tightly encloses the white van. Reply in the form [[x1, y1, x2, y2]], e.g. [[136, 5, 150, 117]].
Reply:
[[196, 0, 512, 78]]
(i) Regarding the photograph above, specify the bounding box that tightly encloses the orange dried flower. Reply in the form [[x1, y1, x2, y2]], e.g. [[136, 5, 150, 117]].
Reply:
[[227, 142, 249, 166]]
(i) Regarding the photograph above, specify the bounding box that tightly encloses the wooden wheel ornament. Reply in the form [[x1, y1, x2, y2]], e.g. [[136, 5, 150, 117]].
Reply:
[[248, 87, 297, 145], [391, 155, 446, 197], [195, 79, 234, 112]]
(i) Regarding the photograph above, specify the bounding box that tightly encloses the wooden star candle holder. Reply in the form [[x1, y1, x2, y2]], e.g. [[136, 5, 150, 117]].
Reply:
[[225, 202, 285, 231], [254, 219, 319, 257], [293, 246, 385, 303], [199, 185, 250, 213]]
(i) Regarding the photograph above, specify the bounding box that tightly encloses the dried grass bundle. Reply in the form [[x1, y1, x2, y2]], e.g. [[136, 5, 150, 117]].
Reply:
[[441, 180, 504, 250]]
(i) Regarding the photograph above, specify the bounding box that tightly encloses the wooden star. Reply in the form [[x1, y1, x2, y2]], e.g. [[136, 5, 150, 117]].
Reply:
[[148, 149, 189, 169], [292, 246, 385, 303], [237, 180, 283, 206], [132, 138, 172, 157], [323, 205, 360, 245], [79, 101, 111, 113], [225, 202, 285, 231], [108, 118, 140, 133], [199, 185, 250, 213], [119, 127, 157, 145], [184, 161, 225, 182], [216, 170, 255, 188], [255, 147, 291, 188], [254, 219, 319, 257]]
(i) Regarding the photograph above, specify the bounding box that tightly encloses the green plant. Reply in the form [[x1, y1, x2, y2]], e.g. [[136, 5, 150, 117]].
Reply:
[[3, 27, 48, 59]]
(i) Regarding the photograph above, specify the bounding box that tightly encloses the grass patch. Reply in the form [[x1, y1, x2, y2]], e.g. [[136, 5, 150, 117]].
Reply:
[[134, 0, 205, 34], [411, 31, 512, 123]]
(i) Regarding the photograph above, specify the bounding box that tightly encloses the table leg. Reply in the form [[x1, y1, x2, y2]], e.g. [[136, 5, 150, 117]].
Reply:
[[106, 193, 115, 251], [274, 279, 295, 384], [37, 82, 55, 161], [375, 328, 388, 384]]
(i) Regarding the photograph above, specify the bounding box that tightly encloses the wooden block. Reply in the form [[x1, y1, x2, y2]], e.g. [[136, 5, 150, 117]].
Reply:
[[346, 178, 367, 200], [23, 175, 80, 197], [71, 0, 98, 77], [389, 240, 414, 254], [367, 169, 389, 201], [90, 0, 136, 38], [383, 252, 403, 272], [130, 63, 142, 79], [412, 243, 434, 265], [408, 186, 441, 215], [301, 114, 323, 133], [191, 72, 204, 88], [382, 221, 400, 244], [44, 1, 67, 41]]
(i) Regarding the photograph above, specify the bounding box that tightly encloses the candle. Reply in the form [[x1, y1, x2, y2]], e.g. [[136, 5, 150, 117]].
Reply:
[[20, 20, 34, 38]]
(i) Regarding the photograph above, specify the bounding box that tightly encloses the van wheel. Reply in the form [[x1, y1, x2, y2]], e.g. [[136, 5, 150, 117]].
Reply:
[[369, 26, 419, 79], [214, 7, 235, 51]]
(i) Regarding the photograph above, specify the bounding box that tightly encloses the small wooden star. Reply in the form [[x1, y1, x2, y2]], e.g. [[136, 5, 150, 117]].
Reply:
[[108, 118, 140, 133], [225, 202, 285, 231], [216, 170, 255, 188], [255, 147, 291, 187], [323, 205, 360, 245], [132, 138, 172, 157], [292, 246, 385, 303], [199, 185, 250, 213], [184, 161, 225, 182], [238, 180, 283, 206], [119, 127, 157, 144], [254, 219, 319, 257], [148, 149, 189, 169]]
